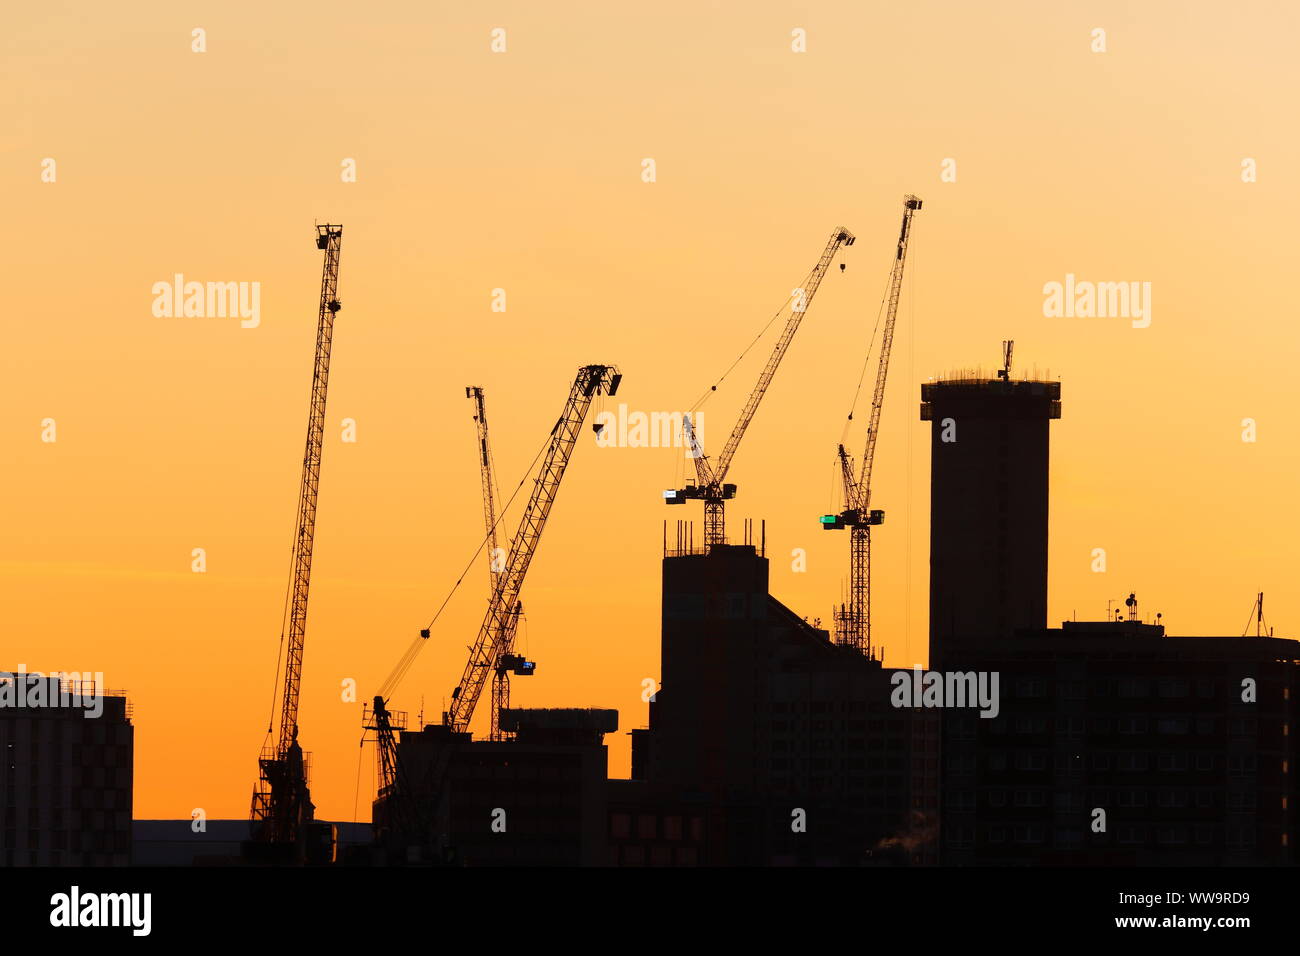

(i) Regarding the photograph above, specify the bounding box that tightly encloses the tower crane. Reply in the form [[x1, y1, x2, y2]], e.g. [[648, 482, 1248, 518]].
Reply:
[[443, 364, 621, 733], [465, 386, 533, 742], [359, 366, 619, 862], [248, 224, 343, 861], [820, 196, 921, 655], [664, 227, 856, 548]]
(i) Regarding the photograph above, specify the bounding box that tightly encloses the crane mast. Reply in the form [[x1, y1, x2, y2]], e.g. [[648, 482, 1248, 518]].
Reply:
[[443, 364, 621, 733], [665, 227, 855, 548], [250, 223, 343, 850], [820, 196, 921, 655], [466, 386, 531, 741], [362, 695, 417, 849]]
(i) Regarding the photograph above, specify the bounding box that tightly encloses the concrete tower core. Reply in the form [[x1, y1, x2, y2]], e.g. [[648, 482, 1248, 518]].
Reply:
[[920, 377, 1061, 666]]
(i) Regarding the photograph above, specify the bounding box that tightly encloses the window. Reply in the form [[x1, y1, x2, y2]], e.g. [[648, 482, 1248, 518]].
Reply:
[[1156, 826, 1188, 846], [1118, 679, 1148, 699], [1157, 753, 1188, 772], [1054, 828, 1083, 848], [1228, 718, 1257, 737], [1118, 826, 1146, 845], [1227, 791, 1256, 811], [1014, 752, 1047, 771], [1157, 679, 1189, 699], [1227, 826, 1256, 850], [1013, 825, 1044, 845], [1227, 755, 1257, 777]]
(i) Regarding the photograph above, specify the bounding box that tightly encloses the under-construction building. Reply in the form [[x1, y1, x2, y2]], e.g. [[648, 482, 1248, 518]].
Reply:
[[920, 376, 1061, 667], [611, 534, 940, 866], [371, 707, 616, 866]]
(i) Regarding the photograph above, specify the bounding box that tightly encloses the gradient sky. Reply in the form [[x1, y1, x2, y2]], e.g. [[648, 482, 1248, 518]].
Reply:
[[4, 0, 1298, 822]]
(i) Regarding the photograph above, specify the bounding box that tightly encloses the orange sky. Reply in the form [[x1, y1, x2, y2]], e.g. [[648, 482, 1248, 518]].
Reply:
[[4, 0, 1299, 822]]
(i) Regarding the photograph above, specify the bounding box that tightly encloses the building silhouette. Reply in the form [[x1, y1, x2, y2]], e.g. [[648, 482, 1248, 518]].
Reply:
[[373, 708, 616, 866], [921, 377, 1061, 667], [0, 673, 132, 866], [921, 371, 1299, 865], [610, 537, 939, 865]]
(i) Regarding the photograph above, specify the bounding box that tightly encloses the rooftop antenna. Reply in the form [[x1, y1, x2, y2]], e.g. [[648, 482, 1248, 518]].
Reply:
[[1242, 591, 1272, 638], [998, 340, 1014, 380]]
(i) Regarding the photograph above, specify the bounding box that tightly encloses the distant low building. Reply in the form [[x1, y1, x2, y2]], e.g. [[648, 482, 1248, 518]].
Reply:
[[133, 820, 371, 866]]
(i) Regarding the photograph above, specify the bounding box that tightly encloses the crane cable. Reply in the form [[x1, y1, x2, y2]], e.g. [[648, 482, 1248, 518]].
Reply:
[[686, 248, 837, 416], [261, 470, 312, 745], [687, 297, 788, 415], [839, 244, 898, 447], [378, 423, 556, 701]]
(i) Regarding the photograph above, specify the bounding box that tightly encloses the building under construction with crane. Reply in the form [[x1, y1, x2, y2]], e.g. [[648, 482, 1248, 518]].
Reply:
[[603, 207, 939, 865], [231, 208, 1299, 869], [353, 207, 946, 866], [362, 364, 623, 865]]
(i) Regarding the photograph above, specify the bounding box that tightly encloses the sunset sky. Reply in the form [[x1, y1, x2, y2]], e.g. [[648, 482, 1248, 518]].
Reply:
[[4, 0, 1298, 822]]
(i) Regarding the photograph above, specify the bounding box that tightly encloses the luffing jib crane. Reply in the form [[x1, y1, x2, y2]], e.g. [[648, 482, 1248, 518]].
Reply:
[[665, 227, 855, 548], [820, 196, 921, 655], [465, 386, 533, 742], [248, 223, 343, 860], [443, 364, 621, 733]]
